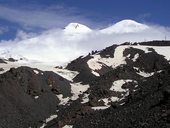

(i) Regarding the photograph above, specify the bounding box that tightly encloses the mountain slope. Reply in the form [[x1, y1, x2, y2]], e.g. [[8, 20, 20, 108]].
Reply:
[[100, 19, 149, 34], [0, 41, 170, 128], [64, 23, 92, 34]]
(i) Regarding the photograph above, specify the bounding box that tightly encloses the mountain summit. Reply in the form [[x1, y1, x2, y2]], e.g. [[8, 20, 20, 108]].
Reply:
[[64, 23, 92, 34], [0, 20, 166, 65], [100, 19, 149, 34]]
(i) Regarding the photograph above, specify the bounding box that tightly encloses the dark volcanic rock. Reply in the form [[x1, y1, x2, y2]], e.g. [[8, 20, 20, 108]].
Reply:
[[66, 44, 118, 84], [73, 66, 170, 128], [123, 47, 169, 72], [0, 59, 7, 64], [8, 58, 17, 62], [66, 55, 97, 84], [139, 40, 170, 46], [99, 45, 117, 58], [0, 68, 4, 71], [0, 66, 71, 128], [0, 41, 170, 128]]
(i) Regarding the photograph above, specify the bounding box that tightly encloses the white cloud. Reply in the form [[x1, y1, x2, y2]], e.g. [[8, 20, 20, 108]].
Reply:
[[1, 4, 170, 66], [0, 21, 170, 66], [0, 5, 92, 29], [0, 29, 88, 65]]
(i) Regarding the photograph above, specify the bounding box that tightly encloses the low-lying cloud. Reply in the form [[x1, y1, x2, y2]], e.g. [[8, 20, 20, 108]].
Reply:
[[0, 22, 170, 66]]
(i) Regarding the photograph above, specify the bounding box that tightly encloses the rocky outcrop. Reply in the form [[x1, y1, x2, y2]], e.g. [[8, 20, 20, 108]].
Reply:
[[0, 41, 170, 128]]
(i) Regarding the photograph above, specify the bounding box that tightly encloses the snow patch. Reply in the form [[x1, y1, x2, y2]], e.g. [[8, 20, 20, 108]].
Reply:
[[150, 46, 170, 61], [92, 96, 121, 110], [131, 46, 150, 53], [87, 55, 102, 71], [70, 82, 89, 101], [0, 62, 78, 82], [45, 114, 58, 123], [40, 114, 58, 128], [137, 71, 154, 77], [62, 125, 73, 128], [99, 96, 119, 106], [91, 70, 100, 76], [127, 54, 131, 58], [134, 67, 162, 77], [39, 124, 46, 128], [132, 53, 139, 62], [49, 84, 52, 87], [81, 93, 90, 104], [55, 68, 79, 82], [33, 70, 39, 74], [34, 96, 39, 99], [87, 45, 129, 74], [131, 45, 170, 60], [110, 79, 135, 92], [56, 94, 70, 105], [124, 45, 170, 64], [56, 83, 89, 105], [109, 79, 138, 103], [91, 106, 109, 110]]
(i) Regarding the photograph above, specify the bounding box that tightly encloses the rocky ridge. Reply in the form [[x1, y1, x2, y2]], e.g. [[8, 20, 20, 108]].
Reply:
[[0, 40, 170, 128]]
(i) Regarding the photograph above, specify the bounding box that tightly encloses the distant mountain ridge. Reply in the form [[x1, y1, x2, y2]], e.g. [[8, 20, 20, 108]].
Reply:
[[63, 19, 149, 34]]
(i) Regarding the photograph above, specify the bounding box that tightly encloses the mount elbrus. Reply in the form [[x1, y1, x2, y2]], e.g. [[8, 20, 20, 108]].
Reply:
[[0, 19, 159, 65], [0, 40, 170, 128]]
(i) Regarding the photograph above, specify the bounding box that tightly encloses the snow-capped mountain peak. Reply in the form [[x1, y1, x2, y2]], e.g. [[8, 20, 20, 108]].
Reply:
[[115, 19, 143, 25], [100, 19, 149, 34], [64, 23, 92, 34]]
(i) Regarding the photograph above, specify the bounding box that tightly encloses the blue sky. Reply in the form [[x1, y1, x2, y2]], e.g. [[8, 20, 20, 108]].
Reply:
[[0, 0, 170, 40]]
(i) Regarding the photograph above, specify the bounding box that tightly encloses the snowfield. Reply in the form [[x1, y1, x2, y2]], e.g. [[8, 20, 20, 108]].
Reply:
[[100, 19, 149, 34], [87, 45, 170, 77]]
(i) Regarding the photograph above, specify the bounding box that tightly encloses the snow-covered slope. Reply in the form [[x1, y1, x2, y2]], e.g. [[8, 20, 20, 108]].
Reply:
[[63, 23, 92, 40], [66, 41, 170, 84], [0, 41, 170, 128], [100, 19, 149, 34], [64, 23, 92, 34], [92, 45, 170, 76]]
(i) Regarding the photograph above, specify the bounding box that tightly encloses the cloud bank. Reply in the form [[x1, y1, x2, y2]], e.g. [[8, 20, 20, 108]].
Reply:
[[0, 21, 170, 66], [0, 5, 169, 66]]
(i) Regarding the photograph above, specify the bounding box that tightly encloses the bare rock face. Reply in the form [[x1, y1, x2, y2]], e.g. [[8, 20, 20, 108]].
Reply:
[[0, 67, 72, 128], [0, 41, 170, 128], [0, 59, 7, 64]]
